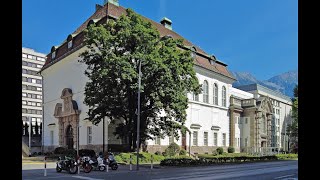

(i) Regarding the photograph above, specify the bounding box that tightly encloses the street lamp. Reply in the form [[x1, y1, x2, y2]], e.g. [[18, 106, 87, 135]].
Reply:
[[136, 38, 165, 170], [136, 58, 142, 171]]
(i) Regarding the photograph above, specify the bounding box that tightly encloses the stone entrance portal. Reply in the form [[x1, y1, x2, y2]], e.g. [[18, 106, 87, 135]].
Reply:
[[54, 88, 81, 149], [66, 125, 74, 149]]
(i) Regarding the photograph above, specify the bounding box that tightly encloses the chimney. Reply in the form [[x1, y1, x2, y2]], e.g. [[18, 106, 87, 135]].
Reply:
[[160, 17, 172, 30], [105, 0, 119, 6]]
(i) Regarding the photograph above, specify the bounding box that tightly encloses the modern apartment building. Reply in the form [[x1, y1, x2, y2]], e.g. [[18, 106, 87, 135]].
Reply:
[[22, 47, 46, 138]]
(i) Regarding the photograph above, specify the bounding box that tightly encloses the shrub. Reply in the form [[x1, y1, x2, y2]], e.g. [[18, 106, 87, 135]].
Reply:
[[212, 151, 218, 156], [155, 151, 162, 155], [216, 147, 223, 155], [38, 152, 42, 155], [79, 149, 96, 157], [54, 147, 66, 154], [165, 142, 180, 157], [64, 149, 76, 157], [179, 149, 187, 156], [228, 147, 235, 153], [162, 151, 168, 156]]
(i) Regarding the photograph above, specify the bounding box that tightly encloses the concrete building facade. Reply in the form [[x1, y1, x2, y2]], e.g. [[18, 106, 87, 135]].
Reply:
[[22, 47, 46, 153]]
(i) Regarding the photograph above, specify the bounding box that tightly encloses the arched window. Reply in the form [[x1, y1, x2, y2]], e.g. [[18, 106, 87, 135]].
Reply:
[[203, 80, 209, 103], [222, 86, 226, 107], [213, 83, 218, 105]]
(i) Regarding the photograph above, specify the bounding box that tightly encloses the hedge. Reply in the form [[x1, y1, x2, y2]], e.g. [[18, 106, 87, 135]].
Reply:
[[160, 154, 297, 166], [114, 152, 165, 164]]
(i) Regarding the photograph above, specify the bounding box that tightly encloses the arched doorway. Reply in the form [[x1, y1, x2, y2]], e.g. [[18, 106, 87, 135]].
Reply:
[[66, 125, 74, 149]]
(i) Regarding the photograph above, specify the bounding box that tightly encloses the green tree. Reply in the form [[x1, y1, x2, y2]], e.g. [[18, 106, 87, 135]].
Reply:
[[79, 9, 201, 151], [287, 85, 298, 152]]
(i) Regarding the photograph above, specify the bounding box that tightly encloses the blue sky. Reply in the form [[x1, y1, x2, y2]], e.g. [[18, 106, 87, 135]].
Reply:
[[22, 0, 297, 80]]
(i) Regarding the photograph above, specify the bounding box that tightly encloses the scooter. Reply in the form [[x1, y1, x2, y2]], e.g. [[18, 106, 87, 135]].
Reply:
[[106, 152, 118, 170], [88, 155, 107, 171], [56, 156, 78, 174]]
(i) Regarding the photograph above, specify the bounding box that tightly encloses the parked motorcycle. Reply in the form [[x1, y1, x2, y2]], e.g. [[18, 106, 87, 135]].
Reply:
[[106, 152, 118, 170], [79, 156, 93, 173], [56, 156, 78, 174]]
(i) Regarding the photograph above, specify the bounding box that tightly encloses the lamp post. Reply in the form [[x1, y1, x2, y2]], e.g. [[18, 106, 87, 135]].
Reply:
[[103, 117, 105, 154], [136, 59, 142, 171]]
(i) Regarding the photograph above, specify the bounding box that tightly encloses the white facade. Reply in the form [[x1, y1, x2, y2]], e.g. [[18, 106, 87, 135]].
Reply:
[[41, 44, 236, 154]]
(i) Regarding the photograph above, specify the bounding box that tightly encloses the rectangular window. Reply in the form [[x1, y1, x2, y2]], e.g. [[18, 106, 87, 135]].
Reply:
[[27, 55, 33, 59], [193, 131, 198, 146], [193, 92, 199, 101], [36, 79, 42, 84], [214, 132, 218, 146], [155, 136, 161, 145], [68, 41, 73, 49], [52, 52, 56, 59], [87, 126, 92, 144], [37, 103, 41, 107], [204, 132, 208, 146], [222, 133, 226, 146], [245, 138, 248, 147], [50, 131, 54, 145], [238, 138, 240, 147], [278, 119, 280, 125], [22, 100, 27, 105], [245, 118, 248, 124], [22, 93, 27, 97], [22, 54, 27, 58], [22, 108, 27, 113]]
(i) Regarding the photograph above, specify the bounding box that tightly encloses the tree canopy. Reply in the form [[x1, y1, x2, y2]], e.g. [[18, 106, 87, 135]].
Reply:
[[79, 9, 201, 150], [287, 84, 298, 153]]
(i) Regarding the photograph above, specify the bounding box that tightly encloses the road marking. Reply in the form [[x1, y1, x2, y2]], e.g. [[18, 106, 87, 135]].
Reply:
[[274, 174, 296, 179], [71, 175, 104, 180]]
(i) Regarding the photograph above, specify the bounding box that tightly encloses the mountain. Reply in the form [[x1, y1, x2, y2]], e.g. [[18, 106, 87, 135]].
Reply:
[[231, 70, 298, 98]]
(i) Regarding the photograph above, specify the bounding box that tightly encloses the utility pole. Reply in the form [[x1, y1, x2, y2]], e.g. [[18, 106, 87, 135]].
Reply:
[[103, 117, 105, 154], [136, 59, 141, 171]]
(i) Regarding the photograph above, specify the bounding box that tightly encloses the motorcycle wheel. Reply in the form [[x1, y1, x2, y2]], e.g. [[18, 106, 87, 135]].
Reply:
[[68, 164, 78, 174], [111, 164, 118, 170], [99, 166, 106, 171], [83, 163, 92, 173], [56, 165, 62, 172]]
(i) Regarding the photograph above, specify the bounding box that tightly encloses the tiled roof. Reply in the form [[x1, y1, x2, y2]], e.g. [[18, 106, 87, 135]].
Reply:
[[41, 3, 235, 80]]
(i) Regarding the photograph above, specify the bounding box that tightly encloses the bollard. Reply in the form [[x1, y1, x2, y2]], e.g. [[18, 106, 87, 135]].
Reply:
[[151, 154, 153, 170], [106, 158, 109, 173], [44, 156, 47, 176], [129, 154, 132, 171], [77, 156, 80, 174]]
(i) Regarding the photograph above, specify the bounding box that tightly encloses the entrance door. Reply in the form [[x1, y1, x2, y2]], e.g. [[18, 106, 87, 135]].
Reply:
[[66, 125, 74, 149]]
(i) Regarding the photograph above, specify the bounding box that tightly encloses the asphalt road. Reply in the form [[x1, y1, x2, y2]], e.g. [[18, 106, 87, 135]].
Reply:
[[22, 160, 298, 180]]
